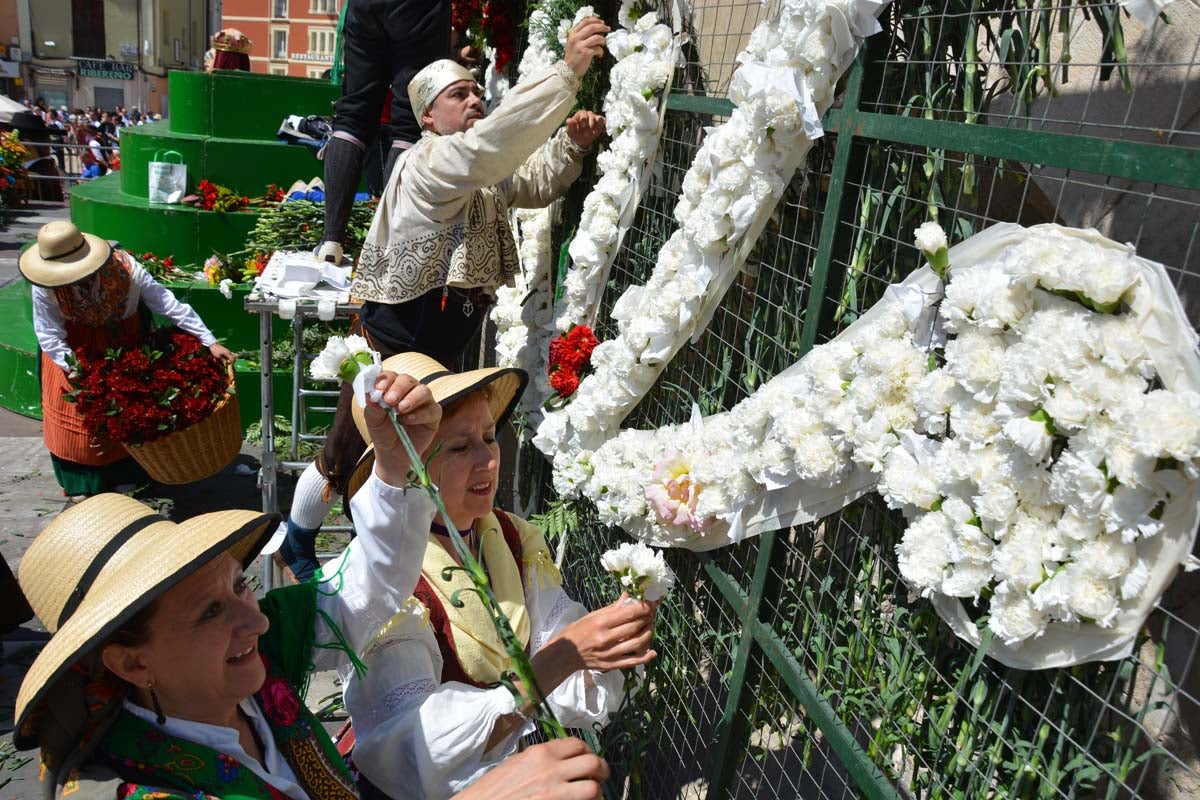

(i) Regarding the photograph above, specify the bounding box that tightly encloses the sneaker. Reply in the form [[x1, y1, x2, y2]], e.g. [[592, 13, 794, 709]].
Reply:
[[315, 240, 343, 266]]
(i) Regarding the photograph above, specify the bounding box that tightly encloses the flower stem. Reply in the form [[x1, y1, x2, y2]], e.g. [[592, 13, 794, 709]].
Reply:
[[387, 412, 568, 739]]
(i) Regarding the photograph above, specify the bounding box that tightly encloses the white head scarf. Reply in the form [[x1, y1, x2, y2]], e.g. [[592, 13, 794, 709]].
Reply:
[[408, 59, 478, 122]]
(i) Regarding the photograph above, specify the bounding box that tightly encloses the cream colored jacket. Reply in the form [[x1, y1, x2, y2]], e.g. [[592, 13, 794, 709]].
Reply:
[[353, 61, 586, 305]]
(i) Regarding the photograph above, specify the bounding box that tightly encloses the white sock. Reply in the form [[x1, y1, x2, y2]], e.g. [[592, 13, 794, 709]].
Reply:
[[289, 462, 339, 530]]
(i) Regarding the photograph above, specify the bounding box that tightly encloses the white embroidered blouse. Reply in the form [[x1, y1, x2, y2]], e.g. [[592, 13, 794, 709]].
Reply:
[[313, 470, 625, 800]]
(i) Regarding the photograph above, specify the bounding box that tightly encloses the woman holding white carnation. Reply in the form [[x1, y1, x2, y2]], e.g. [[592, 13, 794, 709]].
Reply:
[[324, 352, 660, 800]]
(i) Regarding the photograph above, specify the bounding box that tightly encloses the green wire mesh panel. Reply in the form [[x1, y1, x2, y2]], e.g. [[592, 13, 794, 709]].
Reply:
[[540, 0, 1200, 797]]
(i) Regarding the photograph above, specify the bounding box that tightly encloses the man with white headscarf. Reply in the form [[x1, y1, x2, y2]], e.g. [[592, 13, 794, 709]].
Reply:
[[275, 17, 609, 583]]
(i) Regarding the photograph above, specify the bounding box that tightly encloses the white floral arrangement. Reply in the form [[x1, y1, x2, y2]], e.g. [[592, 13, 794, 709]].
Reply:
[[534, 0, 886, 476], [493, 207, 556, 424], [567, 222, 1200, 669], [553, 1, 679, 334], [882, 224, 1200, 668], [564, 300, 927, 549], [488, 5, 582, 423], [600, 541, 676, 601]]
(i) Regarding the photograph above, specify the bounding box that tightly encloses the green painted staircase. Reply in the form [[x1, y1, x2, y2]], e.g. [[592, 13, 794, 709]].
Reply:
[[71, 69, 340, 263], [2, 69, 345, 426]]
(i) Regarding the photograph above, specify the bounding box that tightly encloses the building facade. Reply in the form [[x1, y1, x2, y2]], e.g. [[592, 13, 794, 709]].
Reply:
[[220, 0, 341, 79], [10, 0, 210, 115]]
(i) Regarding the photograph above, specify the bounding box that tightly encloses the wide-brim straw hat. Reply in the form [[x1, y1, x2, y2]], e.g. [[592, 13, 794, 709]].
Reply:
[[19, 220, 112, 288], [14, 494, 279, 749], [344, 352, 528, 504]]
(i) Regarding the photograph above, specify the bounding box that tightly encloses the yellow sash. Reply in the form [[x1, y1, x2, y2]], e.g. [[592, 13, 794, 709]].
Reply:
[[420, 511, 562, 685]]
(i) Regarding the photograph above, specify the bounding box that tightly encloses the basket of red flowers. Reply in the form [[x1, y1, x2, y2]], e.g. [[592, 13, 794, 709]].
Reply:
[[66, 328, 242, 484]]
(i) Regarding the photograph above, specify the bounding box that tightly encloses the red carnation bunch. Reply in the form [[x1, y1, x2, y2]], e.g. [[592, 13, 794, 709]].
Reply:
[[482, 1, 516, 71], [547, 325, 599, 401], [66, 328, 231, 446], [451, 0, 516, 73], [451, 0, 482, 32], [138, 251, 178, 281], [188, 179, 249, 213], [262, 183, 286, 205]]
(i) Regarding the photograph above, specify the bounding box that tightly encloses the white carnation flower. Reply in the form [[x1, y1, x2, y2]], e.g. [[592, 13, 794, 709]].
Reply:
[[309, 336, 352, 380], [601, 541, 676, 601], [896, 511, 953, 596], [1056, 508, 1103, 544], [1073, 534, 1135, 580], [1101, 484, 1164, 542], [942, 560, 992, 599], [995, 343, 1052, 406], [1030, 567, 1075, 622], [1126, 390, 1200, 463], [914, 221, 948, 254], [1048, 449, 1108, 515], [1002, 415, 1053, 463], [913, 369, 959, 436], [974, 482, 1019, 530], [988, 583, 1049, 645], [948, 399, 1001, 448], [945, 329, 1006, 403], [879, 445, 941, 511], [1076, 254, 1139, 310], [1120, 559, 1151, 601], [992, 519, 1045, 590], [1064, 564, 1120, 627]]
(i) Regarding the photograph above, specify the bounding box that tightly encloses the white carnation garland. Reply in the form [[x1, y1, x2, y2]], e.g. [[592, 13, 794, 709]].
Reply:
[[534, 0, 886, 475], [567, 222, 1200, 669], [489, 6, 583, 422], [553, 3, 679, 334]]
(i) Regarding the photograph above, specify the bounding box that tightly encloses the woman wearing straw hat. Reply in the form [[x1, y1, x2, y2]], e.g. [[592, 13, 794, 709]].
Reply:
[[13, 381, 610, 800], [21, 221, 235, 497], [313, 353, 658, 800]]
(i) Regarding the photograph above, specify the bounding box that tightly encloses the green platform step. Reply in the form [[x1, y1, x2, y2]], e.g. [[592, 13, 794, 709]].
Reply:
[[71, 176, 264, 266], [116, 124, 326, 199], [169, 70, 339, 141], [70, 68, 341, 266]]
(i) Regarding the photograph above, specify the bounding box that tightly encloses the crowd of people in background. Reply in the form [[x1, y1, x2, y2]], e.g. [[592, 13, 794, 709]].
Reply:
[[21, 96, 163, 179]]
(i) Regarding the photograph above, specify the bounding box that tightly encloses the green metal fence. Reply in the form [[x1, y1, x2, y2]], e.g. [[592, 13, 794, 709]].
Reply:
[[530, 1, 1200, 797]]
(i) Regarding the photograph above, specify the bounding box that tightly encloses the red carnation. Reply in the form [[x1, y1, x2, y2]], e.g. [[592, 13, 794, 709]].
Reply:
[[550, 368, 580, 398]]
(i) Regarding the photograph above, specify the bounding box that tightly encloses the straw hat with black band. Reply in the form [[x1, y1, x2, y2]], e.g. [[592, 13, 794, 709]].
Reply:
[[13, 494, 279, 771], [346, 352, 527, 506], [18, 220, 112, 288]]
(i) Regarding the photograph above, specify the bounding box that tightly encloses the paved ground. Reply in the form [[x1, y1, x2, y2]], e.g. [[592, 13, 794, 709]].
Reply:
[[0, 201, 72, 289], [0, 203, 345, 798]]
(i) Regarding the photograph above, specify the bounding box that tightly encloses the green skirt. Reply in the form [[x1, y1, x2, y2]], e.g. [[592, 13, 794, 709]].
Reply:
[[50, 453, 148, 497]]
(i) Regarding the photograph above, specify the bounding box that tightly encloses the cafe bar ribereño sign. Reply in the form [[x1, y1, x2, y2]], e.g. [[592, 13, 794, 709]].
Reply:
[[76, 59, 135, 80]]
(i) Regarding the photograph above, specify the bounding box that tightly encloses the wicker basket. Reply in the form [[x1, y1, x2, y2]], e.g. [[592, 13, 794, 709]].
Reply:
[[123, 382, 242, 485]]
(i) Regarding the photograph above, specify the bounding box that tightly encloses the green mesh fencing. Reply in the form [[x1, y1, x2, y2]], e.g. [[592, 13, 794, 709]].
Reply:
[[529, 0, 1200, 797]]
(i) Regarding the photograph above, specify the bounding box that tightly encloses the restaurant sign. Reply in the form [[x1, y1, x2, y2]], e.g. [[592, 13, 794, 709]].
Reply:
[[77, 59, 135, 80]]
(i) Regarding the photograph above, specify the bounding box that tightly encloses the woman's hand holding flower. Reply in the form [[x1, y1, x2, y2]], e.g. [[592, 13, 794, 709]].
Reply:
[[365, 371, 442, 487], [537, 593, 658, 684]]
